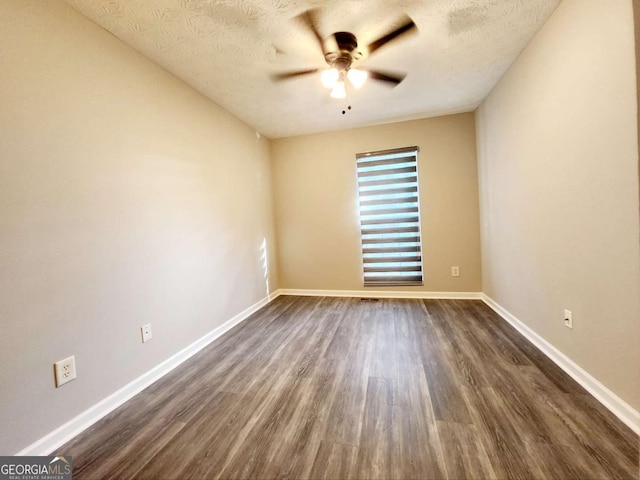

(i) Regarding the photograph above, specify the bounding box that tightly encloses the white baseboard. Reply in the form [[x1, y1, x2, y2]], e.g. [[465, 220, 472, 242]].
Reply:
[[279, 288, 482, 300], [482, 294, 640, 436], [16, 290, 282, 456]]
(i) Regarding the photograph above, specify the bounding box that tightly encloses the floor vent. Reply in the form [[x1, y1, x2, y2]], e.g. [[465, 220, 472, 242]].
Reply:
[[360, 298, 380, 302]]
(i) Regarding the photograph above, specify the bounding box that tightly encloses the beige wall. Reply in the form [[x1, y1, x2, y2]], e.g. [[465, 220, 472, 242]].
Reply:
[[0, 0, 278, 454], [476, 0, 640, 411], [271, 114, 482, 293]]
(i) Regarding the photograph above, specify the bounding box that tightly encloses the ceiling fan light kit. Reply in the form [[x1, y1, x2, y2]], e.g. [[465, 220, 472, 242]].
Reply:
[[322, 67, 367, 98]]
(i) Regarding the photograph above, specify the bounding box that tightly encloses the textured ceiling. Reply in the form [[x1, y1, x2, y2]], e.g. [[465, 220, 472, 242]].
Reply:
[[64, 0, 560, 138]]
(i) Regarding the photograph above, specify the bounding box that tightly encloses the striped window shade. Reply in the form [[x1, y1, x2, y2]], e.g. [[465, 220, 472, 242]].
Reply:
[[356, 146, 423, 286]]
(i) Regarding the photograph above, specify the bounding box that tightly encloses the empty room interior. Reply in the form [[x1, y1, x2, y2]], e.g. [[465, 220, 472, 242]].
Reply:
[[1, 0, 640, 479]]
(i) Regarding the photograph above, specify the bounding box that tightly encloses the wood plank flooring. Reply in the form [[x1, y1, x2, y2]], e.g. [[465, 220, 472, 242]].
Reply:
[[57, 296, 639, 479]]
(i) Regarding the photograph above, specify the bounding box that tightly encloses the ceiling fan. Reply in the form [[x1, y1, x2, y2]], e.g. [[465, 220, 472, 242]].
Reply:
[[272, 9, 417, 99]]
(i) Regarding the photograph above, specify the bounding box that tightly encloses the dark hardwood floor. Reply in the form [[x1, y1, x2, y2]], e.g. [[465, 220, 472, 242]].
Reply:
[[58, 296, 639, 479]]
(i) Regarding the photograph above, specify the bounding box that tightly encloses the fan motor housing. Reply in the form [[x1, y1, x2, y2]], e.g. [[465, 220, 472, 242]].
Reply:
[[324, 31, 363, 68]]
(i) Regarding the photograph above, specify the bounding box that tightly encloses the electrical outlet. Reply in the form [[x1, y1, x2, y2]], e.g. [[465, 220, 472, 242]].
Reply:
[[141, 323, 152, 343], [451, 266, 460, 277], [564, 309, 573, 329], [54, 356, 76, 387]]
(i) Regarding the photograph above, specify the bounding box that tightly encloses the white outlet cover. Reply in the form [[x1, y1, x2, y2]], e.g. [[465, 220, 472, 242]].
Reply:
[[54, 355, 76, 387], [451, 266, 460, 277], [564, 309, 573, 329], [141, 324, 152, 343]]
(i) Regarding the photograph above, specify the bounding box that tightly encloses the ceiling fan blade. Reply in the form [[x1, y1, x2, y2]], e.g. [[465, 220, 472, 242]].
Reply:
[[325, 32, 339, 54], [297, 9, 326, 55], [367, 17, 417, 56], [365, 69, 407, 86], [271, 69, 319, 82]]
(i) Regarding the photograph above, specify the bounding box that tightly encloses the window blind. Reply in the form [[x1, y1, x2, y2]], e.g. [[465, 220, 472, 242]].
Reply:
[[356, 146, 423, 286]]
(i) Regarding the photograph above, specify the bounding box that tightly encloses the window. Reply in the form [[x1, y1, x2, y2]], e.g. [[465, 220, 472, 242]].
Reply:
[[356, 146, 423, 286]]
